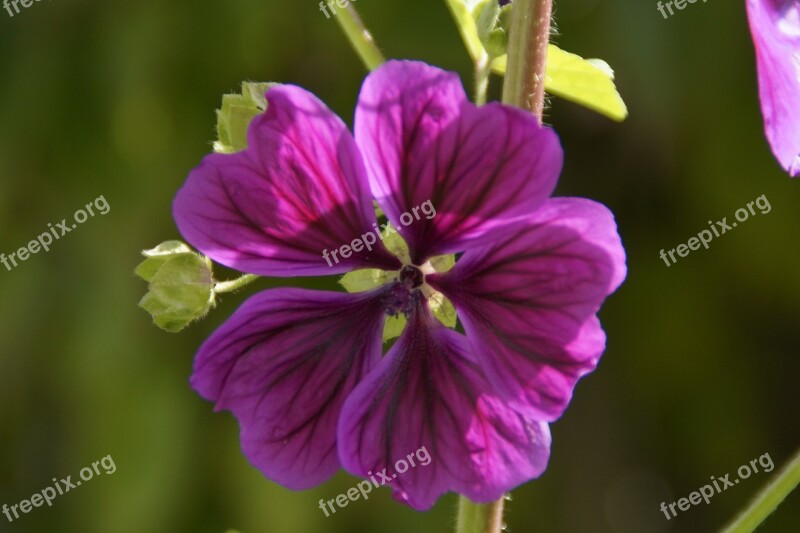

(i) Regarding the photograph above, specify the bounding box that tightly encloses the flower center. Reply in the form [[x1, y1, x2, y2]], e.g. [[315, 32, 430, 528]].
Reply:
[[398, 265, 424, 289], [381, 265, 427, 317], [382, 283, 422, 318]]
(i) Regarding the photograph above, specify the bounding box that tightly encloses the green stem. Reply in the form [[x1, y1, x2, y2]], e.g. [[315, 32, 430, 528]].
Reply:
[[458, 4, 555, 529], [335, 4, 385, 71], [456, 496, 505, 533], [214, 274, 259, 294], [501, 0, 553, 121], [474, 53, 491, 105], [721, 449, 800, 533]]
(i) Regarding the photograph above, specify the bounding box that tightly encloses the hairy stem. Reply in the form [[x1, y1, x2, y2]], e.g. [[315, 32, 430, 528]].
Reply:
[[214, 274, 259, 294], [501, 0, 553, 121]]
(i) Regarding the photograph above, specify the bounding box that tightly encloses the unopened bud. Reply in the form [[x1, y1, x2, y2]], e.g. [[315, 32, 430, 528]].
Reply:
[[135, 241, 215, 333]]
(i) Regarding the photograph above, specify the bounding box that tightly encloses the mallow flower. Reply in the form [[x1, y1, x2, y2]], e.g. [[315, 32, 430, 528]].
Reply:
[[173, 60, 626, 509], [747, 0, 800, 176]]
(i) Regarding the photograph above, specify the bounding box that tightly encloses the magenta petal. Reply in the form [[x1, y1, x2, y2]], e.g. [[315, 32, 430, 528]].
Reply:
[[338, 300, 551, 510], [355, 61, 562, 263], [192, 288, 386, 489], [747, 0, 800, 176], [429, 198, 626, 421], [174, 85, 401, 276]]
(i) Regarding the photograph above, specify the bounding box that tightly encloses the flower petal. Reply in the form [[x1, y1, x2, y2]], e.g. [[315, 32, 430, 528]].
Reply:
[[747, 0, 800, 176], [355, 60, 562, 263], [174, 85, 401, 277], [192, 287, 387, 489], [428, 198, 626, 421], [338, 298, 551, 510]]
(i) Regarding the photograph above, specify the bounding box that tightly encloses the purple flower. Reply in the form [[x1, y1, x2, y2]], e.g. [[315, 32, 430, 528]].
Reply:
[[747, 0, 800, 176], [173, 61, 626, 509]]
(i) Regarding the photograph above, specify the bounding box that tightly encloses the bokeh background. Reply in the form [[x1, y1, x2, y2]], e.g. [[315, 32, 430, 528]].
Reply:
[[1, 0, 798, 532]]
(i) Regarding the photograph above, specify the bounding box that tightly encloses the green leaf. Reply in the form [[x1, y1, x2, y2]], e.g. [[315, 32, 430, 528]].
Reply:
[[445, 0, 627, 121], [492, 45, 629, 122]]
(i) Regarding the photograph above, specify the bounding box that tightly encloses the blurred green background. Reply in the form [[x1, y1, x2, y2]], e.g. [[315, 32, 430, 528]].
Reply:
[[1, 0, 798, 532]]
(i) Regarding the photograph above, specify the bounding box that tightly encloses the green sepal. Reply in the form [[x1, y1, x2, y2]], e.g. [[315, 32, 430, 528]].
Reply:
[[134, 241, 193, 282], [339, 268, 394, 293], [373, 200, 385, 220], [430, 253, 456, 274], [429, 290, 458, 329], [382, 314, 407, 343]]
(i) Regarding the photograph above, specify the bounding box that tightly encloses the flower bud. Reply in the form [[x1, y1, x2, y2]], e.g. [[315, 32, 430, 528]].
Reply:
[[475, 0, 512, 58], [214, 82, 274, 154], [135, 241, 215, 333]]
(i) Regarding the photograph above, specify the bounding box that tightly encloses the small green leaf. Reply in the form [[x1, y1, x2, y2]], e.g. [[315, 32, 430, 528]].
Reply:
[[492, 45, 628, 122]]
